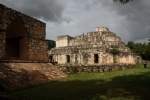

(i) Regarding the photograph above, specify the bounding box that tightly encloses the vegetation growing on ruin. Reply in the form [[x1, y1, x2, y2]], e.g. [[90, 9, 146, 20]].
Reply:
[[109, 48, 120, 63], [109, 48, 120, 55]]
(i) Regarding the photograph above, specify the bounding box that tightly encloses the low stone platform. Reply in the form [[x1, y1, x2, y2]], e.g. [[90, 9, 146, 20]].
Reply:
[[0, 59, 49, 63], [59, 64, 137, 74], [0, 61, 137, 91], [0, 62, 66, 90]]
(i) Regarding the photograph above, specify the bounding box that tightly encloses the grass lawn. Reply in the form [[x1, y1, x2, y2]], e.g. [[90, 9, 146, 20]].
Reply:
[[2, 63, 150, 100]]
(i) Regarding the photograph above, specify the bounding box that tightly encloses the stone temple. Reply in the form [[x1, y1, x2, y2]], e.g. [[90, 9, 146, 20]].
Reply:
[[49, 27, 140, 65], [0, 4, 48, 61]]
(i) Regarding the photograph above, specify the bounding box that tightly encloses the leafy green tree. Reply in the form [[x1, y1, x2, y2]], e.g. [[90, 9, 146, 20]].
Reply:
[[145, 38, 150, 60], [148, 37, 150, 45], [127, 41, 134, 50], [47, 40, 56, 50], [127, 39, 150, 60], [113, 0, 133, 4]]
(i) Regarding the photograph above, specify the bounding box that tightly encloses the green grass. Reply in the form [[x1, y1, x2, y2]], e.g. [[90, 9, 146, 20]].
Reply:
[[2, 64, 150, 100]]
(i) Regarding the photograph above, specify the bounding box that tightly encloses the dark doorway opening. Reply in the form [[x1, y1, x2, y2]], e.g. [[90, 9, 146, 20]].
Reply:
[[48, 55, 53, 62], [94, 54, 99, 63], [5, 16, 28, 60], [67, 55, 70, 63], [5, 38, 21, 58]]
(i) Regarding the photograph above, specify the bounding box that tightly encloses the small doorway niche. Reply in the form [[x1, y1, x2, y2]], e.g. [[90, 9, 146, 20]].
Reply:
[[66, 55, 70, 63], [49, 55, 53, 62], [5, 38, 20, 58], [94, 54, 99, 63]]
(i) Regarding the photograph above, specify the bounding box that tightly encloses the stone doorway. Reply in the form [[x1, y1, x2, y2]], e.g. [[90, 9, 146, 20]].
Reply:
[[94, 54, 99, 63], [66, 55, 70, 63], [48, 55, 53, 62], [5, 16, 27, 59], [5, 38, 21, 58]]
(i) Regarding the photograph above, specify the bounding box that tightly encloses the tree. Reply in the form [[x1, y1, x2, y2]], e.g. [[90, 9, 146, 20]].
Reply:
[[148, 37, 150, 45], [47, 40, 56, 50], [127, 41, 134, 50], [126, 39, 150, 60], [113, 0, 133, 4]]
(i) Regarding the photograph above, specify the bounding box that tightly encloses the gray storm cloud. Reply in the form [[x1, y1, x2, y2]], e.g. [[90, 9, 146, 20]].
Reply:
[[1, 0, 150, 42], [113, 0, 150, 41], [84, 0, 150, 42], [0, 0, 69, 22]]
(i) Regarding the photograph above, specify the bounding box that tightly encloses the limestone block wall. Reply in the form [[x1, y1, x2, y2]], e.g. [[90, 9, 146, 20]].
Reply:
[[57, 55, 67, 64], [0, 4, 46, 39], [118, 55, 127, 64], [87, 53, 114, 65], [63, 64, 137, 74], [28, 38, 48, 61], [0, 5, 6, 58], [96, 27, 109, 32], [19, 37, 29, 59], [23, 17, 46, 39], [50, 45, 138, 65], [0, 33, 5, 58], [101, 54, 114, 64], [56, 35, 73, 47], [6, 16, 28, 39], [56, 39, 68, 47], [61, 31, 122, 48], [111, 54, 137, 64], [127, 55, 136, 64], [50, 50, 136, 65]]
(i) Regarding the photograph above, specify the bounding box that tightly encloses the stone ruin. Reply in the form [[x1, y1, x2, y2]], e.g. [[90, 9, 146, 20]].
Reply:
[[0, 4, 141, 91], [0, 4, 48, 61], [49, 27, 141, 65], [0, 4, 67, 91]]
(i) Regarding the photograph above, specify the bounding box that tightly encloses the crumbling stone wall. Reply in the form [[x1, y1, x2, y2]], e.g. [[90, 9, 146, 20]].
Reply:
[[61, 64, 137, 74], [56, 35, 73, 47], [0, 4, 48, 61]]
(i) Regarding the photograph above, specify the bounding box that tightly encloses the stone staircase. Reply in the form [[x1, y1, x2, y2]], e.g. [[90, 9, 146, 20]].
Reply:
[[0, 62, 66, 90]]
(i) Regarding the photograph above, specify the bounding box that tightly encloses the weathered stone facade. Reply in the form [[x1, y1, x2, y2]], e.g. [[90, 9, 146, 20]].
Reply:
[[49, 27, 140, 65], [0, 4, 48, 61]]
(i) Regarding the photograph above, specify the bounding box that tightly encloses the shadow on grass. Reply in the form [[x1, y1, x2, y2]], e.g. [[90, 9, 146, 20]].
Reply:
[[6, 69, 150, 100]]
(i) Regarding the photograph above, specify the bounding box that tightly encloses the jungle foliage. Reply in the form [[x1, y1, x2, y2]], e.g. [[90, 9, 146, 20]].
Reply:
[[127, 38, 150, 60]]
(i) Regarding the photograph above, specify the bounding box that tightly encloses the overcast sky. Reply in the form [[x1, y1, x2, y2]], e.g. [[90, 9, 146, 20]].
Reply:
[[1, 0, 150, 43]]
